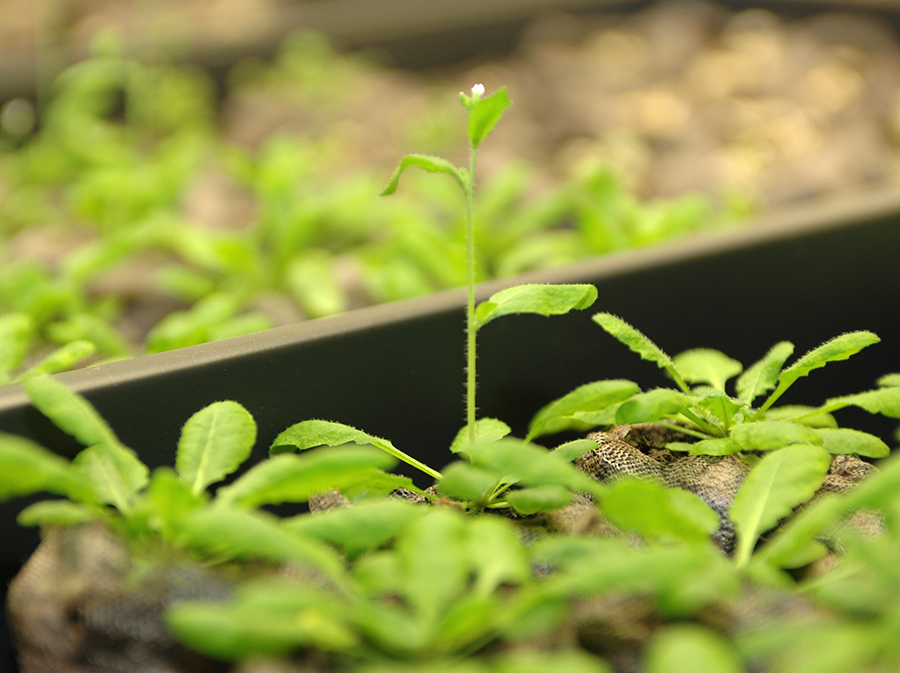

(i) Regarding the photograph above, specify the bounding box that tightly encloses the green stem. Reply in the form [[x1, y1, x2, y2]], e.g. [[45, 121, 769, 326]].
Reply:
[[466, 145, 477, 446]]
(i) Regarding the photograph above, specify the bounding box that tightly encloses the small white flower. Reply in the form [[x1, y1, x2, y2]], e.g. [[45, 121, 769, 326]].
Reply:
[[471, 83, 485, 97]]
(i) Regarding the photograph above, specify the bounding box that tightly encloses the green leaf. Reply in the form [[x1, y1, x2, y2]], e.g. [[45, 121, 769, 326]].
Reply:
[[466, 439, 603, 496], [17, 500, 102, 527], [15, 340, 96, 381], [0, 432, 87, 501], [270, 420, 440, 480], [143, 467, 206, 539], [462, 85, 511, 149], [467, 515, 531, 595], [817, 428, 889, 458], [449, 418, 510, 455], [736, 341, 794, 404], [23, 376, 119, 449], [396, 508, 469, 624], [603, 479, 720, 543], [553, 439, 600, 462], [761, 332, 880, 411], [821, 387, 900, 418], [380, 154, 465, 196], [0, 313, 33, 381], [697, 392, 742, 428], [216, 447, 396, 509], [176, 401, 257, 496], [475, 284, 597, 329], [764, 405, 837, 428], [615, 389, 691, 425], [646, 625, 743, 673], [437, 462, 501, 504], [667, 438, 742, 456], [526, 380, 639, 441], [730, 421, 823, 451], [593, 313, 688, 392], [730, 444, 831, 566], [506, 484, 573, 515], [493, 649, 613, 673], [177, 505, 342, 578], [72, 442, 149, 513], [285, 500, 422, 559], [673, 349, 742, 391]]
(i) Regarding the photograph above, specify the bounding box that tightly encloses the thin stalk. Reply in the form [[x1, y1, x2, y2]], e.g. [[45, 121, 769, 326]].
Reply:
[[466, 145, 478, 445]]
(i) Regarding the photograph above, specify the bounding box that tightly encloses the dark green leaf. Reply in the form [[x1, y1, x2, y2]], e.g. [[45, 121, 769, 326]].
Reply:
[[463, 85, 511, 149], [450, 418, 510, 455], [593, 313, 687, 392], [615, 389, 691, 425], [217, 447, 396, 509], [506, 484, 573, 514], [736, 341, 794, 404], [143, 467, 205, 539], [380, 154, 465, 196], [730, 421, 823, 451], [730, 444, 831, 566], [673, 349, 742, 391], [475, 284, 597, 329], [527, 380, 639, 441], [176, 401, 257, 496]]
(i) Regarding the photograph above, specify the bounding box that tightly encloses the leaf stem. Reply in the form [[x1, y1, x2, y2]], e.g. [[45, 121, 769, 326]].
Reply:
[[466, 145, 477, 446]]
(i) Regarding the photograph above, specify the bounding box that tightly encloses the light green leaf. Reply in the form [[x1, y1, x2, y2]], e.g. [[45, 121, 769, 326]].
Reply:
[[603, 479, 719, 543], [821, 387, 900, 419], [23, 376, 119, 449], [437, 462, 501, 504], [0, 432, 88, 501], [285, 500, 423, 559], [217, 447, 396, 509], [475, 284, 597, 329], [553, 439, 600, 462], [646, 625, 743, 673], [462, 85, 511, 149], [615, 389, 691, 425], [878, 373, 900, 387], [0, 313, 33, 380], [17, 500, 102, 527], [817, 428, 889, 458], [72, 442, 149, 513], [176, 401, 257, 496], [493, 649, 613, 673], [667, 438, 742, 456], [761, 332, 880, 411], [697, 392, 742, 427], [673, 349, 742, 391], [143, 467, 206, 539], [380, 154, 465, 196], [270, 420, 440, 480], [449, 418, 510, 455], [467, 515, 531, 595], [285, 250, 348, 318], [593, 313, 688, 392], [527, 380, 639, 441], [764, 405, 837, 428], [506, 484, 573, 515], [15, 340, 96, 381], [736, 341, 794, 404], [730, 444, 831, 566], [730, 421, 823, 451]]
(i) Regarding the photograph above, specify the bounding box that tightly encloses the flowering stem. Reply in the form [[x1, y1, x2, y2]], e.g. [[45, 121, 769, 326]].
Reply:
[[466, 144, 477, 446]]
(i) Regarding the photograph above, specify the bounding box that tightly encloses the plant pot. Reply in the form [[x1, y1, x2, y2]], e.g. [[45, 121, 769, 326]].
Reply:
[[1, 185, 900, 671]]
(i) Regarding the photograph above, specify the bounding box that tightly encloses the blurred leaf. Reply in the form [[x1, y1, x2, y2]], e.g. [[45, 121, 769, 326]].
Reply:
[[462, 86, 511, 149], [450, 418, 510, 455], [16, 499, 102, 527], [553, 438, 600, 462], [285, 249, 348, 318], [437, 462, 501, 504], [646, 625, 743, 673], [380, 154, 465, 196], [0, 313, 33, 381], [467, 515, 531, 594], [736, 341, 794, 404], [506, 484, 572, 515]]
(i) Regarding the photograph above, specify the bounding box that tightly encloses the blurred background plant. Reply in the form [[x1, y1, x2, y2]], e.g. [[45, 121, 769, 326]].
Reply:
[[3, 0, 900, 382]]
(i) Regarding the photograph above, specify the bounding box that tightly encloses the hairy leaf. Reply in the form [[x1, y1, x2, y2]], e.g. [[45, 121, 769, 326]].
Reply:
[[761, 331, 880, 411], [593, 313, 687, 392], [462, 85, 511, 149], [730, 444, 831, 566], [673, 349, 742, 391], [271, 420, 440, 480], [380, 154, 465, 196], [667, 438, 742, 456], [736, 341, 794, 404], [817, 428, 889, 458], [730, 421, 823, 451], [603, 479, 720, 543], [176, 401, 257, 496], [467, 515, 531, 595], [615, 389, 691, 425], [527, 380, 639, 441], [217, 447, 395, 509], [475, 284, 597, 329], [450, 418, 510, 455]]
